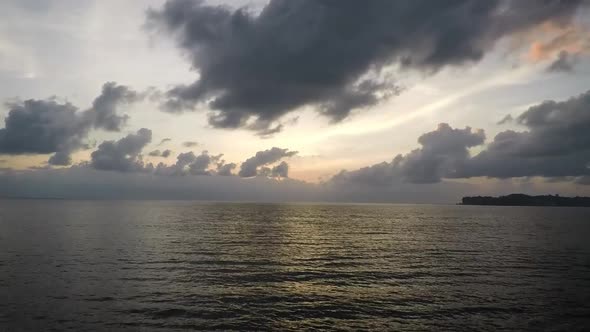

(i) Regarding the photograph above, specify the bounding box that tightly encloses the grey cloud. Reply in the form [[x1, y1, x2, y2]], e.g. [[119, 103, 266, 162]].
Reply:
[[547, 51, 577, 73], [161, 149, 172, 158], [155, 151, 196, 175], [85, 82, 140, 132], [175, 151, 197, 166], [48, 151, 72, 166], [2, 165, 586, 203], [248, 116, 300, 138], [330, 161, 397, 187], [149, 149, 173, 157], [0, 99, 87, 165], [507, 90, 590, 157], [238, 147, 297, 177], [0, 82, 141, 165], [403, 124, 485, 183], [182, 141, 199, 148], [456, 90, 590, 179], [271, 161, 289, 178], [332, 90, 590, 186], [90, 128, 152, 172], [189, 151, 223, 175], [159, 138, 172, 145], [497, 114, 513, 125], [0, 167, 327, 202], [258, 167, 272, 177], [154, 150, 237, 176], [148, 0, 584, 133], [217, 162, 237, 176], [155, 150, 221, 176], [330, 124, 485, 186]]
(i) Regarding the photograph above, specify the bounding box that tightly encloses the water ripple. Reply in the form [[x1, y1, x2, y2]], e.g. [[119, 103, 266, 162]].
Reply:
[[1, 201, 589, 331]]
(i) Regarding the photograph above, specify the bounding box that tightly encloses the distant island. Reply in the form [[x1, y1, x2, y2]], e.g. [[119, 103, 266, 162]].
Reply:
[[461, 194, 590, 207]]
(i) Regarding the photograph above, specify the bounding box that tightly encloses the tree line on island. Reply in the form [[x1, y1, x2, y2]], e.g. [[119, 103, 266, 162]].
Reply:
[[461, 194, 590, 207]]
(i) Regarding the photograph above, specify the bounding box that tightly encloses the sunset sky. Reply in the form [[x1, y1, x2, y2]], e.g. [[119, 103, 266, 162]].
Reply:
[[1, 0, 590, 202]]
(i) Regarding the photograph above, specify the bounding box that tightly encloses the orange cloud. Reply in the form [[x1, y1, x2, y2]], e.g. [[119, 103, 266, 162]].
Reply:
[[525, 22, 590, 62]]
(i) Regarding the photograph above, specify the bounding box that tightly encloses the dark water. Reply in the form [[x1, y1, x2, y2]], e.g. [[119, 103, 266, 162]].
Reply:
[[1, 200, 589, 331]]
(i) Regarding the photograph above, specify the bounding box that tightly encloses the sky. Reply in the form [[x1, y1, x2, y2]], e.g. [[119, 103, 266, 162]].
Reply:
[[1, 0, 590, 202]]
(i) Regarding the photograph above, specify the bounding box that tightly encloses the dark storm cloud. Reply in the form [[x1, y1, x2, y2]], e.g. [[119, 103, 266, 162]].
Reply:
[[0, 82, 141, 165], [90, 128, 153, 172], [330, 124, 485, 185], [148, 0, 584, 133], [238, 147, 297, 177], [547, 50, 577, 73]]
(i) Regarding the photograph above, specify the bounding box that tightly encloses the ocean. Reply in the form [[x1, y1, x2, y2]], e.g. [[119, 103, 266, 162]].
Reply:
[[1, 200, 589, 331]]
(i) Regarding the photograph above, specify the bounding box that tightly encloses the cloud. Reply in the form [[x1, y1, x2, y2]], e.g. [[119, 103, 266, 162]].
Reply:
[[182, 141, 198, 148], [331, 89, 590, 186], [497, 114, 513, 125], [155, 151, 195, 175], [2, 164, 587, 203], [148, 149, 172, 157], [456, 89, 590, 179], [188, 151, 222, 175], [148, 0, 584, 133], [155, 150, 222, 176], [0, 166, 325, 201], [330, 123, 485, 186], [547, 50, 577, 72], [0, 99, 88, 165], [84, 82, 140, 131], [527, 22, 590, 65], [238, 147, 297, 178], [0, 82, 141, 165], [217, 162, 237, 176], [90, 128, 152, 172], [48, 151, 73, 166], [158, 138, 172, 145], [271, 161, 289, 178]]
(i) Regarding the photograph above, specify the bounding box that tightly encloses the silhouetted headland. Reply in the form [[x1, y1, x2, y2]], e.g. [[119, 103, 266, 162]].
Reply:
[[461, 194, 590, 207]]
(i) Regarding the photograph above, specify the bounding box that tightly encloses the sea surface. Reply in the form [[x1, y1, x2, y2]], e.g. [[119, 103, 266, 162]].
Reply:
[[1, 200, 589, 331]]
